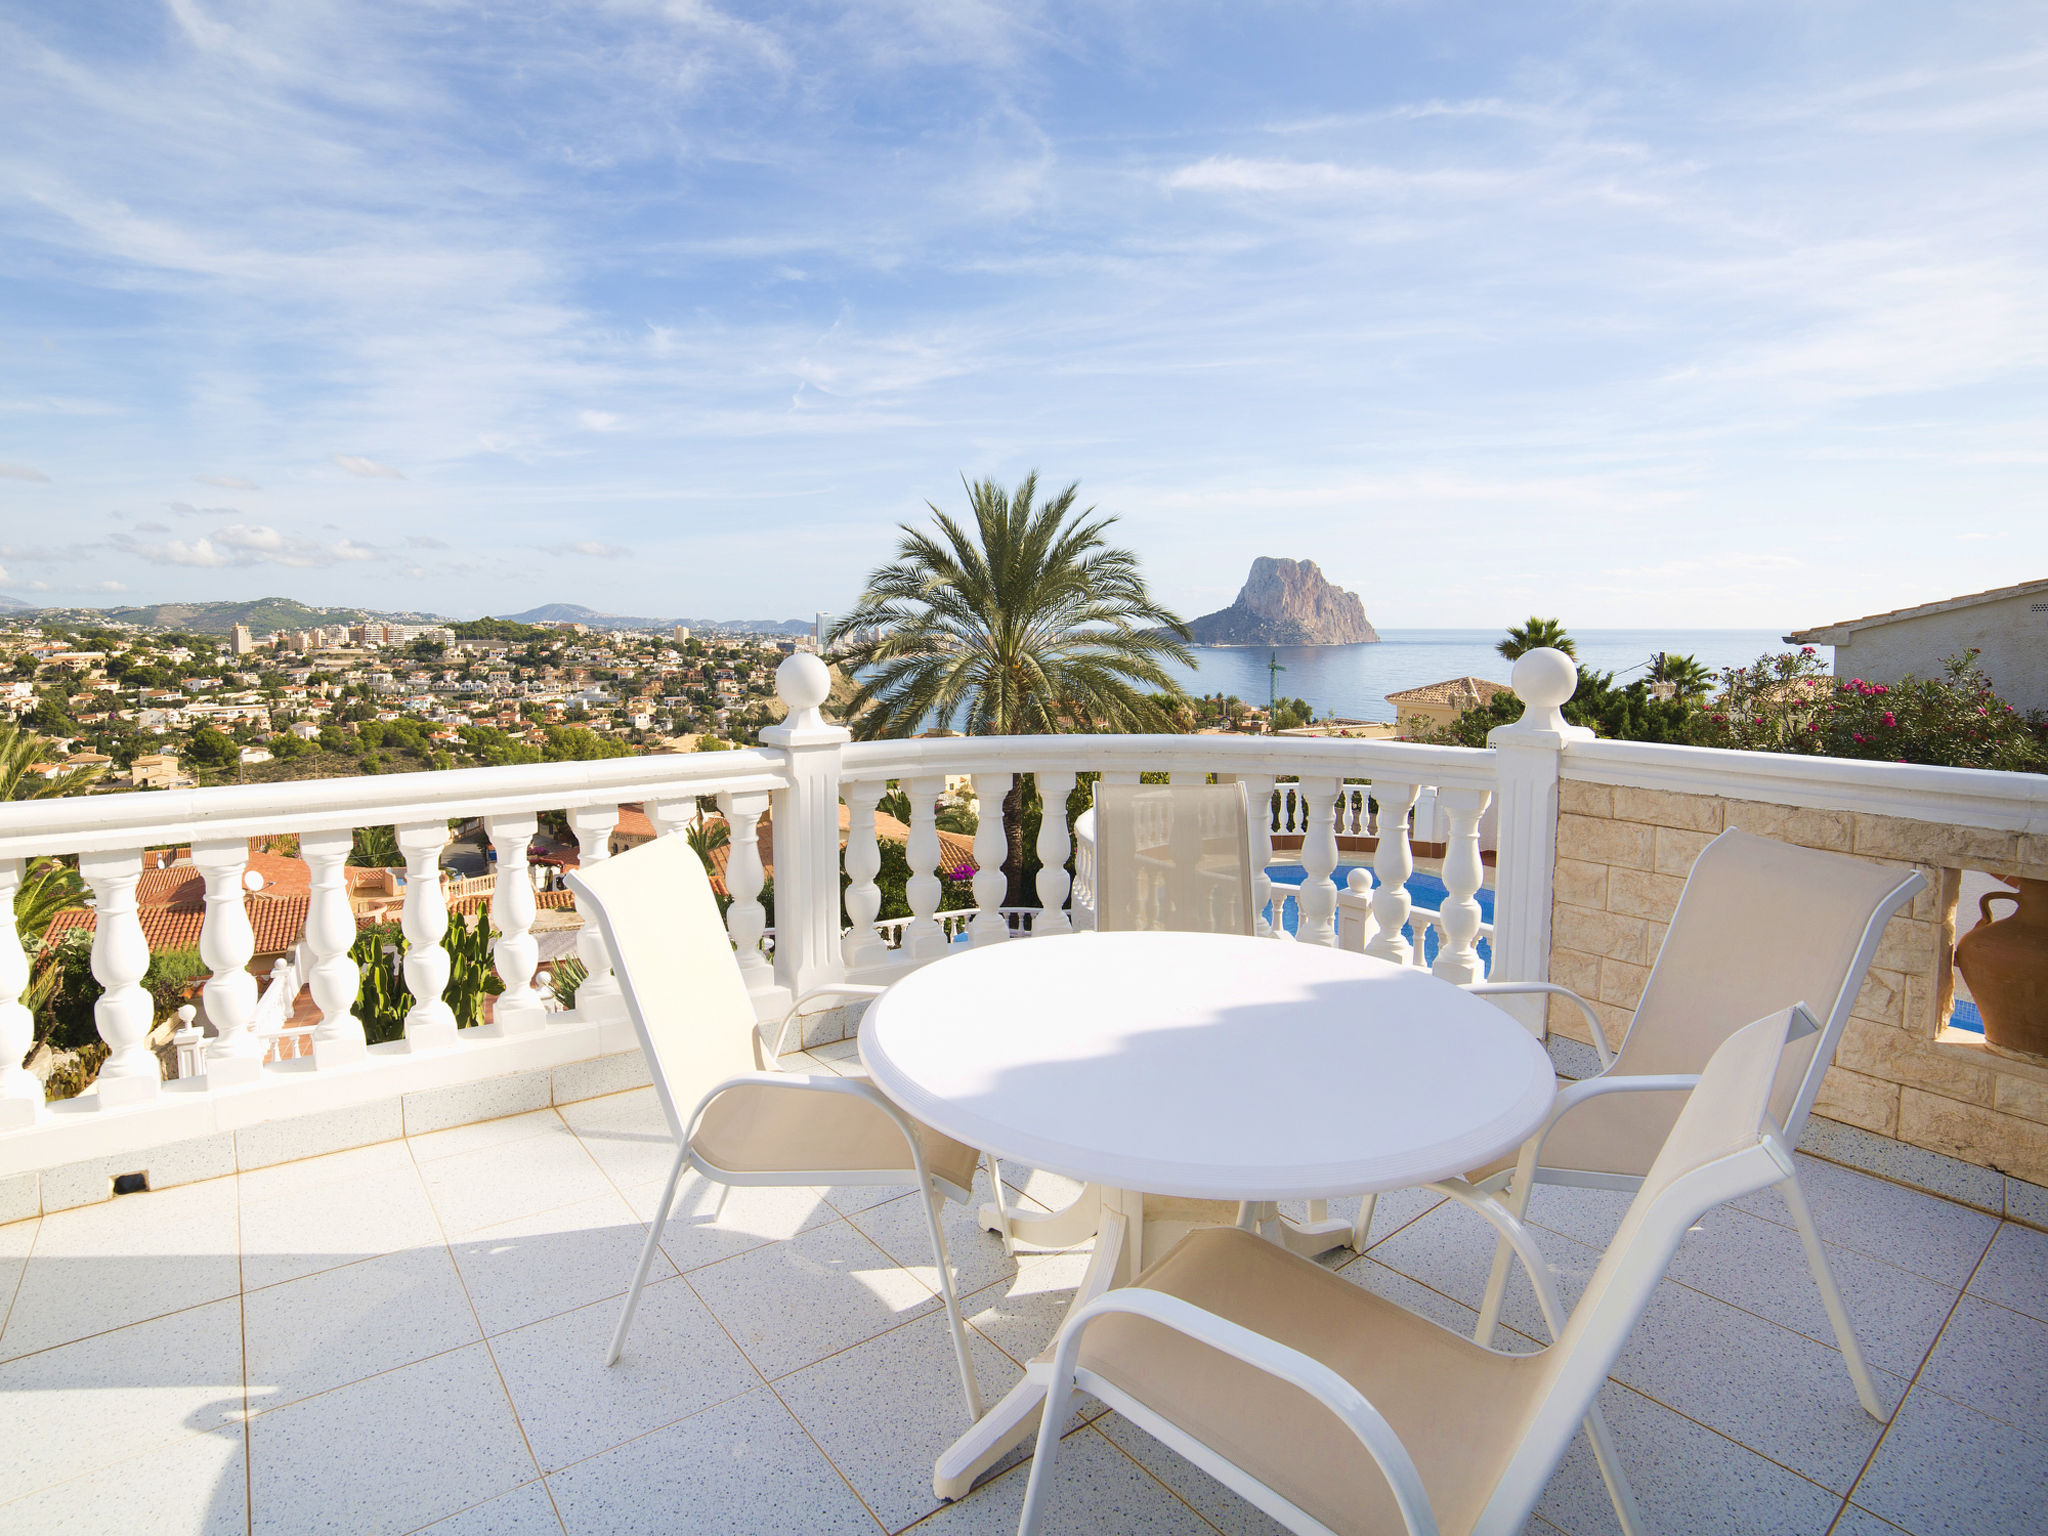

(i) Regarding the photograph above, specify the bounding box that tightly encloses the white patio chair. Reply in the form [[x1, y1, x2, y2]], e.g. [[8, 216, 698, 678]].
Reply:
[[1092, 781, 1255, 936], [1017, 1005, 1823, 1536], [567, 834, 984, 1417], [1459, 826, 1924, 1420]]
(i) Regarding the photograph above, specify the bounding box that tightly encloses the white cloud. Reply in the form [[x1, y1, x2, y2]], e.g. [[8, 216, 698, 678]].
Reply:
[[90, 580, 127, 592], [407, 534, 449, 549], [0, 463, 51, 482], [119, 522, 382, 568], [1163, 156, 1502, 198], [196, 473, 260, 489], [547, 540, 630, 558], [168, 501, 240, 517], [334, 454, 405, 479], [577, 410, 626, 431]]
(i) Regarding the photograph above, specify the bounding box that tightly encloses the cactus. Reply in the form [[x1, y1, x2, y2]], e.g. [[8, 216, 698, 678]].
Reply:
[[442, 912, 503, 1029]]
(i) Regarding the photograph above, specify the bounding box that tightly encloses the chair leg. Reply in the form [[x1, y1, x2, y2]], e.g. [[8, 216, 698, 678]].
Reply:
[[606, 1145, 687, 1367], [921, 1183, 985, 1420], [1583, 1402, 1647, 1536], [983, 1153, 1016, 1256], [1350, 1192, 1379, 1252], [1017, 1354, 1077, 1536], [1779, 1172, 1887, 1420], [1475, 1177, 1533, 1347]]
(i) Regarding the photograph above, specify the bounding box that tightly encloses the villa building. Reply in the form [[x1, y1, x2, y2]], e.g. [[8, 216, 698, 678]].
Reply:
[[1386, 674, 1510, 735], [1787, 576, 2048, 712]]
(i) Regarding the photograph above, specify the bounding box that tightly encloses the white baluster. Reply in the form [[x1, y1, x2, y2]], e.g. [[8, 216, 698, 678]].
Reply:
[[79, 848, 155, 1107], [717, 789, 777, 996], [1033, 770, 1076, 934], [903, 774, 947, 958], [1432, 788, 1493, 985], [1364, 781, 1421, 965], [1335, 868, 1378, 953], [969, 772, 1011, 943], [192, 837, 262, 1086], [565, 805, 627, 1026], [296, 829, 367, 1067], [481, 814, 544, 1034], [397, 820, 457, 1050], [1294, 775, 1341, 946], [0, 859, 40, 1127], [1242, 774, 1277, 938], [841, 780, 888, 969]]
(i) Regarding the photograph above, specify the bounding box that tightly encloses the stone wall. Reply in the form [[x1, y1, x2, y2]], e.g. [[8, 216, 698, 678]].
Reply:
[[1548, 779, 2048, 1184]]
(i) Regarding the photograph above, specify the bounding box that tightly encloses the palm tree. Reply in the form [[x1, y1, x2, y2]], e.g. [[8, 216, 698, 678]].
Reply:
[[348, 824, 402, 868], [1497, 617, 1576, 661], [684, 817, 729, 876], [1647, 651, 1714, 701], [15, 857, 88, 1016], [831, 472, 1195, 902], [0, 722, 103, 800]]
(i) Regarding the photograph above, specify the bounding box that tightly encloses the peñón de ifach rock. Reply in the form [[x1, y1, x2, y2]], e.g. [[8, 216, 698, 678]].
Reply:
[[1186, 558, 1379, 646]]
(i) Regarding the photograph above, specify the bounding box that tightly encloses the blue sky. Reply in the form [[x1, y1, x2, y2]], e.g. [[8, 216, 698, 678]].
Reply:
[[1, 2, 2043, 627]]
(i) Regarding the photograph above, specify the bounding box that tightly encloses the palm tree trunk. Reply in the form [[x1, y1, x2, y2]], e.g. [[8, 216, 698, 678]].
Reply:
[[1002, 775, 1027, 908]]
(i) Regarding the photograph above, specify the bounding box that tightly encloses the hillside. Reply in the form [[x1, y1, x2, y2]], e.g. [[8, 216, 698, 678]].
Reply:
[[1187, 558, 1379, 646], [41, 597, 441, 635]]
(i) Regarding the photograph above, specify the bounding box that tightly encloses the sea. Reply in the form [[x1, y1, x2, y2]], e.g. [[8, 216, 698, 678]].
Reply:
[[1161, 630, 1796, 723]]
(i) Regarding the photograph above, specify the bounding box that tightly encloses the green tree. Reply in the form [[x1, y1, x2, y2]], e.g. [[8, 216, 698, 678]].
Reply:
[[0, 723, 104, 799], [830, 472, 1194, 903], [1647, 651, 1714, 701], [684, 818, 729, 874], [1496, 617, 1575, 661], [185, 725, 239, 770], [349, 825, 401, 868]]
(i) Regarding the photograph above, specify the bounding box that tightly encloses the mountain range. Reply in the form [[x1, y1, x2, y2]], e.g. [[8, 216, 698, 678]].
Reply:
[[0, 596, 815, 636]]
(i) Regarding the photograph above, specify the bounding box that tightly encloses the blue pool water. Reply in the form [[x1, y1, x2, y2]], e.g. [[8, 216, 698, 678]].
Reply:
[[1264, 865, 1494, 967]]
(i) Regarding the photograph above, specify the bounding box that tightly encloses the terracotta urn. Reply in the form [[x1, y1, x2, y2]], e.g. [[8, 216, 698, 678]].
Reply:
[[1956, 878, 2048, 1058]]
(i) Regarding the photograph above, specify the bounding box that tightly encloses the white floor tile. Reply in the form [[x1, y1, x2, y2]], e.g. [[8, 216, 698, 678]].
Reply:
[[239, 1157, 443, 1292], [961, 1250, 1092, 1369], [1667, 1203, 1960, 1377], [0, 1178, 241, 1360], [451, 1189, 672, 1336], [849, 1170, 1021, 1299], [235, 1136, 417, 1203], [1093, 1409, 1294, 1536], [622, 1166, 837, 1272], [546, 1387, 876, 1536], [1966, 1223, 2048, 1325], [0, 1297, 243, 1504], [1288, 1184, 1446, 1251], [1734, 1157, 1998, 1289], [0, 1212, 40, 1333], [0, 1422, 246, 1536], [1536, 1382, 1843, 1536], [418, 1124, 614, 1236], [909, 1423, 1217, 1535], [1362, 1198, 1602, 1343], [490, 1277, 760, 1472], [1854, 1386, 2048, 1536], [407, 1107, 565, 1163], [686, 1218, 938, 1379], [1521, 1184, 1636, 1251], [775, 1306, 1023, 1532], [1831, 1507, 1910, 1535], [247, 1343, 534, 1536], [1612, 1280, 1897, 1492], [557, 1089, 678, 1189], [413, 1480, 564, 1535], [1914, 1296, 2048, 1430]]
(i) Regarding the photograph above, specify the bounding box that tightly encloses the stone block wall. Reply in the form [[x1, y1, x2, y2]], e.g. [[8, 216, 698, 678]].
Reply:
[[1548, 779, 2048, 1184]]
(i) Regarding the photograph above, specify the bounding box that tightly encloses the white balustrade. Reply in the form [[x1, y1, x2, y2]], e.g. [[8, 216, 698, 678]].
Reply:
[[1293, 776, 1342, 946], [841, 780, 889, 968], [1335, 867, 1377, 953], [903, 774, 948, 959], [80, 848, 156, 1106], [0, 859, 38, 1127], [1363, 781, 1421, 965], [564, 805, 626, 1026], [1033, 771, 1076, 935], [717, 789, 777, 996], [192, 837, 262, 1086], [301, 828, 368, 1067], [1242, 774, 1277, 937], [969, 773, 1012, 944], [483, 814, 544, 1034], [397, 820, 458, 1050], [1431, 788, 1493, 985]]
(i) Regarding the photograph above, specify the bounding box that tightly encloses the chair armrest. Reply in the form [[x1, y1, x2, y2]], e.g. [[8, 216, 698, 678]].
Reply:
[[1466, 981, 1616, 1068], [770, 983, 888, 1057], [1426, 1179, 1575, 1343], [1493, 1070, 1703, 1205], [1049, 1288, 1440, 1536], [683, 1069, 943, 1189]]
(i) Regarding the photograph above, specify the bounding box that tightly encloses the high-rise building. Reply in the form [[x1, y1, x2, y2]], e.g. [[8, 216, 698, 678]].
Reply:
[[672, 624, 691, 643], [230, 623, 255, 655]]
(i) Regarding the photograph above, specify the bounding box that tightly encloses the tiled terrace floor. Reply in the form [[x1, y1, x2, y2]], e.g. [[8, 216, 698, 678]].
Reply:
[[3, 1041, 2046, 1535]]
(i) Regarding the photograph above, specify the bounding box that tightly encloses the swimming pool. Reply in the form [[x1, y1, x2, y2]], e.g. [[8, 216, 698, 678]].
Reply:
[[1262, 865, 1494, 968]]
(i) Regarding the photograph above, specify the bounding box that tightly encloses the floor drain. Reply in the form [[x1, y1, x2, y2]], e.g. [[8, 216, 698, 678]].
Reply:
[[112, 1172, 149, 1195]]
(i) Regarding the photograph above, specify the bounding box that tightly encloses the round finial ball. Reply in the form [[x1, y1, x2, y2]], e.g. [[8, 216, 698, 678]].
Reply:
[[776, 652, 831, 712], [1511, 647, 1578, 710], [176, 1004, 196, 1025]]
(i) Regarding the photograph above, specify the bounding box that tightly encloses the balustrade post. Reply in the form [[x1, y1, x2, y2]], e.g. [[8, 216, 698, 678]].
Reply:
[[1240, 774, 1277, 937], [0, 860, 39, 1127], [1335, 868, 1378, 953], [1486, 649, 1590, 1034], [397, 820, 458, 1050], [968, 772, 1011, 944], [298, 830, 368, 1067], [1432, 789, 1494, 985], [903, 774, 948, 958], [79, 848, 155, 1106], [717, 789, 779, 1000], [483, 814, 544, 1035], [1294, 776, 1342, 946], [761, 655, 849, 1011], [1364, 782, 1421, 965], [561, 805, 626, 1028], [841, 780, 889, 968], [1033, 770, 1077, 934], [192, 837, 263, 1086]]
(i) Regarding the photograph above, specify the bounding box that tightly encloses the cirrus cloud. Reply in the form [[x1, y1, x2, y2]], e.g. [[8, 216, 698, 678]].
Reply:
[[333, 454, 405, 479], [0, 463, 51, 482]]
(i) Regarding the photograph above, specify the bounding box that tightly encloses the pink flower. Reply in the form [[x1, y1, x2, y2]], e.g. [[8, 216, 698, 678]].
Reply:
[[1978, 705, 1989, 715], [1801, 646, 1816, 656], [1881, 712, 1896, 727], [1852, 732, 1867, 744]]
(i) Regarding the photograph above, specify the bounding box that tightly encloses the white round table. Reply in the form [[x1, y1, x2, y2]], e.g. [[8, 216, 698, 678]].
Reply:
[[859, 930, 1557, 1497]]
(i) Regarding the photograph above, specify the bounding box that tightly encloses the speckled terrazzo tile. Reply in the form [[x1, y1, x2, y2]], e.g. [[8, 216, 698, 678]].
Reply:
[[1364, 1199, 1602, 1343], [1535, 1381, 1843, 1536], [238, 1155, 442, 1292], [1733, 1156, 1998, 1289], [247, 1344, 534, 1536], [1271, 1185, 1445, 1252], [1666, 1203, 1959, 1377], [556, 1087, 676, 1187], [413, 1480, 565, 1535], [406, 1107, 565, 1163], [488, 1276, 759, 1472], [684, 1217, 938, 1379], [0, 1421, 247, 1536], [244, 1241, 481, 1414], [1612, 1280, 1899, 1492], [906, 1423, 1217, 1535], [417, 1123, 614, 1237], [1829, 1506, 1910, 1536], [1093, 1410, 1294, 1536], [622, 1168, 837, 1272], [1853, 1387, 2048, 1536], [773, 1306, 1023, 1532], [849, 1170, 1021, 1298], [1967, 1223, 2048, 1324], [546, 1388, 876, 1536], [961, 1249, 1092, 1367], [450, 1189, 671, 1337], [0, 1297, 244, 1505], [1914, 1296, 2048, 1429], [1520, 1183, 1635, 1250]]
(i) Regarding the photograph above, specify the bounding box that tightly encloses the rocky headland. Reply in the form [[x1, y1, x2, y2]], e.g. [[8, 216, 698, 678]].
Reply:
[[1186, 557, 1379, 646]]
